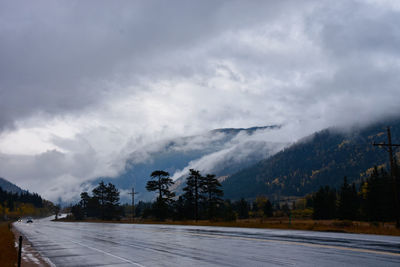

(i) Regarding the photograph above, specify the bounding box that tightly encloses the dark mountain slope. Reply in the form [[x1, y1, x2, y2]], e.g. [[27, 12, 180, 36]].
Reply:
[[0, 177, 25, 194], [223, 118, 400, 200]]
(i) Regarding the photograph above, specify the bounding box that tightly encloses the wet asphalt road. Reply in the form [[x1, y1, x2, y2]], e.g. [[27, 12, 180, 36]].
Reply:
[[14, 217, 400, 267]]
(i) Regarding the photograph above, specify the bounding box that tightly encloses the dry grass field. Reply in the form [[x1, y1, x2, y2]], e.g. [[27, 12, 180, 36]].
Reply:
[[0, 222, 17, 267]]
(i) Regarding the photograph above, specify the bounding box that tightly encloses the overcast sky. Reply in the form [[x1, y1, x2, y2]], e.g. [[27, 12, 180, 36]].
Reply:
[[1, 0, 400, 201]]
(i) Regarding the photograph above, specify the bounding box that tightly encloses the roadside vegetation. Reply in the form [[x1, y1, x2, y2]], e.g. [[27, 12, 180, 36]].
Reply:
[[0, 187, 56, 220], [0, 222, 17, 267], [69, 181, 122, 220], [0, 188, 56, 267], [67, 164, 400, 236]]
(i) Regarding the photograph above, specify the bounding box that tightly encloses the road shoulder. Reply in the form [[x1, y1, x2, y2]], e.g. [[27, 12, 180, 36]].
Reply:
[[12, 226, 54, 267]]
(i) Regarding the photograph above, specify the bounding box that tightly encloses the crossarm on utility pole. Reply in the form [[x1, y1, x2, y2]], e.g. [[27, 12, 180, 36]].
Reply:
[[373, 143, 400, 147]]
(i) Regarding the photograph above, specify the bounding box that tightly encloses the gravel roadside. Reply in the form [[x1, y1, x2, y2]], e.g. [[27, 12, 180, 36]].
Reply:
[[12, 226, 54, 267]]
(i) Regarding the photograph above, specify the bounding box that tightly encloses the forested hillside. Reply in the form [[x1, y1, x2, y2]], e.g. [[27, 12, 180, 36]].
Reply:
[[0, 177, 25, 194], [223, 118, 400, 200], [0, 177, 55, 219]]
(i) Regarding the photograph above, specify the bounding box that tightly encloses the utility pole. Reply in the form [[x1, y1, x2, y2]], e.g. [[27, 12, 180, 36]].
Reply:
[[373, 126, 400, 228], [195, 175, 198, 222], [128, 187, 138, 222]]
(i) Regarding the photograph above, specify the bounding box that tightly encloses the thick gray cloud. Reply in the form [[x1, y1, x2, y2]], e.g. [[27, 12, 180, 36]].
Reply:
[[0, 0, 298, 130], [0, 0, 400, 201]]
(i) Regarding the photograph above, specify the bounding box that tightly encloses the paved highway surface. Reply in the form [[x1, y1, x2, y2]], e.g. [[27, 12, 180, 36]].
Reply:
[[14, 217, 400, 266]]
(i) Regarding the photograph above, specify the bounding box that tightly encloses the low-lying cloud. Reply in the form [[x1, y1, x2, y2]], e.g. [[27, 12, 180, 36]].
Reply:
[[1, 0, 400, 201]]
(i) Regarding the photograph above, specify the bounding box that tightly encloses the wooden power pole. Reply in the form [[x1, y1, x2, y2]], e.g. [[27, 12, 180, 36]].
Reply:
[[128, 187, 138, 222], [373, 126, 400, 228]]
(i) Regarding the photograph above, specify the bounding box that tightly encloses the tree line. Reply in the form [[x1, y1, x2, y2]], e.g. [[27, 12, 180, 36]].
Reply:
[[311, 165, 399, 222], [132, 195, 276, 222], [0, 188, 43, 209], [145, 169, 224, 221], [70, 181, 122, 220], [70, 164, 399, 224], [70, 169, 226, 221], [0, 187, 56, 220]]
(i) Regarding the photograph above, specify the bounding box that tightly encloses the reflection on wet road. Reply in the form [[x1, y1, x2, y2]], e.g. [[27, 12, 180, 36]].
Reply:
[[14, 217, 400, 266]]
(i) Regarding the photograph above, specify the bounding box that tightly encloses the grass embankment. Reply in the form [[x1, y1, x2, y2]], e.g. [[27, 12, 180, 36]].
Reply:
[[58, 217, 400, 236], [0, 222, 17, 267]]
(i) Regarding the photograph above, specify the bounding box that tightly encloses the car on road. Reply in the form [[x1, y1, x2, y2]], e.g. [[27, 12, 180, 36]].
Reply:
[[26, 217, 33, 223]]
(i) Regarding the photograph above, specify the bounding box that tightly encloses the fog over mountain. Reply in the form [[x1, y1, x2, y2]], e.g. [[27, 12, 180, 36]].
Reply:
[[93, 126, 285, 202], [1, 0, 400, 201]]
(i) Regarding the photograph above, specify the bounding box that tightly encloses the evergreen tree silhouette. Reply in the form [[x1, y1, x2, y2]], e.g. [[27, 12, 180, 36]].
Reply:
[[200, 174, 223, 220], [182, 169, 202, 221], [146, 170, 175, 220], [338, 176, 359, 220]]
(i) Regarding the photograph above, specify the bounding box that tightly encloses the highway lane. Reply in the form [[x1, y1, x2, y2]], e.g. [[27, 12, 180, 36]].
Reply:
[[14, 217, 400, 266]]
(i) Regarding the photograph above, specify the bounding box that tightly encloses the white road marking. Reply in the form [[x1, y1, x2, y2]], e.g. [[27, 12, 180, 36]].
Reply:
[[114, 226, 400, 257], [67, 239, 146, 267], [185, 232, 400, 257]]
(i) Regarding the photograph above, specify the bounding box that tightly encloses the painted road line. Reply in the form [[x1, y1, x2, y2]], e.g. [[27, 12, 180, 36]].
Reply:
[[113, 226, 400, 258], [186, 232, 400, 257], [67, 239, 146, 267]]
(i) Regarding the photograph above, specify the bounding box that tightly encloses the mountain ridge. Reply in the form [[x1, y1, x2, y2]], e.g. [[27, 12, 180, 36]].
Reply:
[[222, 118, 400, 200], [0, 177, 26, 194]]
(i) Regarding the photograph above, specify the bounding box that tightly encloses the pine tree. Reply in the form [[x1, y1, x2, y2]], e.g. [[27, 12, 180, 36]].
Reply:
[[200, 174, 223, 220], [362, 167, 395, 222], [264, 199, 273, 217], [79, 192, 90, 217], [182, 169, 202, 221], [71, 204, 84, 220], [91, 181, 121, 220], [104, 183, 121, 220], [221, 200, 236, 221], [337, 176, 359, 220], [92, 181, 108, 220], [234, 198, 250, 219], [146, 170, 175, 220], [312, 186, 336, 220], [172, 196, 185, 221]]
